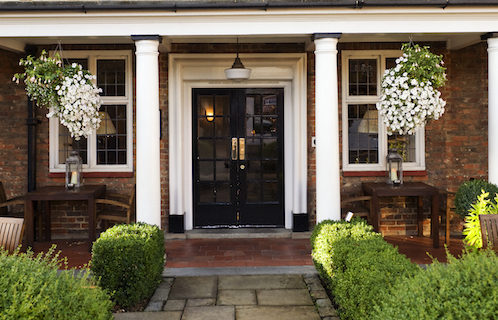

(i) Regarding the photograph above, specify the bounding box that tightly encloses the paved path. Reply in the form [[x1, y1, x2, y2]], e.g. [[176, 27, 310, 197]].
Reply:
[[113, 268, 339, 320]]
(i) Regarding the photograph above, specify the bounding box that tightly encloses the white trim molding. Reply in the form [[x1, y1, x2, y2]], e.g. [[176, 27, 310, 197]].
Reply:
[[168, 53, 307, 230]]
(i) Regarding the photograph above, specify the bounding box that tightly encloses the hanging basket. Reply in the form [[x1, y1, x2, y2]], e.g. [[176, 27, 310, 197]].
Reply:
[[13, 47, 102, 140], [376, 43, 447, 135]]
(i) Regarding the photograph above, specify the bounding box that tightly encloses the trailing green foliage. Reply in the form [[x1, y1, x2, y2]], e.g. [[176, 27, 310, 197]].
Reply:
[[372, 250, 498, 320], [455, 179, 498, 219], [91, 222, 165, 308], [0, 246, 113, 319], [311, 219, 419, 320], [463, 191, 498, 250]]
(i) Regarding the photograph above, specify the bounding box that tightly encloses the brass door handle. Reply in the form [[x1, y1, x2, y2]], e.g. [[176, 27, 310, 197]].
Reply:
[[239, 138, 245, 161], [231, 138, 238, 160]]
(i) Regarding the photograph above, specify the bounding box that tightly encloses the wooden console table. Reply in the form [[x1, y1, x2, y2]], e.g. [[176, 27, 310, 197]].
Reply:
[[25, 185, 106, 251], [362, 182, 440, 248]]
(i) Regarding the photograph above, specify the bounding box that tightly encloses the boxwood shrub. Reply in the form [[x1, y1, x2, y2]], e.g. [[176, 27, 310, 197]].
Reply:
[[455, 179, 498, 219], [311, 219, 420, 320], [91, 222, 165, 308], [0, 246, 113, 319], [372, 249, 498, 320]]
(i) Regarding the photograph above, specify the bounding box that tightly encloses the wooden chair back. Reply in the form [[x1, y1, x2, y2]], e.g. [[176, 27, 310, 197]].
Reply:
[[480, 214, 498, 250], [96, 186, 136, 230], [340, 195, 373, 222], [0, 217, 24, 253]]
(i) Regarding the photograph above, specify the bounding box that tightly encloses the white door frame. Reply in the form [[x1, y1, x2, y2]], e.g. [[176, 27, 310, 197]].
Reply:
[[168, 53, 307, 230]]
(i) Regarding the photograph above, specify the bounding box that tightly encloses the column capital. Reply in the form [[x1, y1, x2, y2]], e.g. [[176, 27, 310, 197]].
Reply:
[[481, 32, 498, 41], [313, 33, 342, 41], [131, 34, 162, 42]]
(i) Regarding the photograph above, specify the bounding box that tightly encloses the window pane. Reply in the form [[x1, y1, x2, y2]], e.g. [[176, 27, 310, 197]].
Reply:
[[349, 59, 377, 96], [58, 123, 88, 164], [97, 60, 126, 96], [348, 104, 379, 164], [388, 134, 416, 162], [97, 105, 127, 165]]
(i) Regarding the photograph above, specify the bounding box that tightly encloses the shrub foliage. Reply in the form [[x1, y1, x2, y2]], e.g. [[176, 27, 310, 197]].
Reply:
[[455, 179, 498, 219], [311, 219, 419, 320], [91, 222, 165, 308], [0, 246, 113, 319], [372, 250, 498, 320]]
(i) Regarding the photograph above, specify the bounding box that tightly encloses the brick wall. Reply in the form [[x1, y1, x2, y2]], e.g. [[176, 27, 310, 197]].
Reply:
[[0, 49, 29, 198]]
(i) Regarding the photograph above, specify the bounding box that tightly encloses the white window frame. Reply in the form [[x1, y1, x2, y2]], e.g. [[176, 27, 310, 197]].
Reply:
[[341, 50, 425, 172], [49, 50, 133, 173]]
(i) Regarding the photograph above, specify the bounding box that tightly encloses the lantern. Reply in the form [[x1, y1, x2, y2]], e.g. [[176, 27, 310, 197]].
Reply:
[[386, 148, 403, 185], [65, 151, 83, 189]]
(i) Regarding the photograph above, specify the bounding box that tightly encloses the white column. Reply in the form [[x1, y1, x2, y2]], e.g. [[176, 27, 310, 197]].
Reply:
[[133, 36, 162, 227], [487, 35, 498, 184], [314, 34, 341, 223]]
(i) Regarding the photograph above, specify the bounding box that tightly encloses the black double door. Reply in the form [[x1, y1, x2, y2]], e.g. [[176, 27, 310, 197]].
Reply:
[[193, 88, 284, 227]]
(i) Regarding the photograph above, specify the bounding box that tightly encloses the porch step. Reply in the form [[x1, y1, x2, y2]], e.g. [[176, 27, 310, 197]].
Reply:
[[166, 228, 312, 240]]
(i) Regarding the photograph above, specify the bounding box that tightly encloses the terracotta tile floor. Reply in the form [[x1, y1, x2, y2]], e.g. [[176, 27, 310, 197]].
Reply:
[[28, 235, 465, 270]]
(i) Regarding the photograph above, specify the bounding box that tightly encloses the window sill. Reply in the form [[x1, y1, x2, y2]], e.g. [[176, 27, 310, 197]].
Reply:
[[49, 172, 134, 178], [343, 170, 427, 177]]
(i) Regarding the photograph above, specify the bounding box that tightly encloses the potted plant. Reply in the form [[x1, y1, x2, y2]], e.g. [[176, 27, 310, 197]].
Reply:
[[13, 50, 102, 140]]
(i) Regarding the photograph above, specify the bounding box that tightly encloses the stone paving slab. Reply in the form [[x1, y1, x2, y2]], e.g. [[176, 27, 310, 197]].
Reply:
[[236, 306, 322, 320], [113, 311, 182, 320], [218, 289, 257, 306], [218, 274, 307, 290], [168, 276, 218, 299], [182, 306, 235, 320], [257, 289, 314, 306]]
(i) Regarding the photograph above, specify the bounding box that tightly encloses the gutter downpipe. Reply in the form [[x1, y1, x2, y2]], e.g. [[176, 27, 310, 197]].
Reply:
[[26, 46, 39, 192]]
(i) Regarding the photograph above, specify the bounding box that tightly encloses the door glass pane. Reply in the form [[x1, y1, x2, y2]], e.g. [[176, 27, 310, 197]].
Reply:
[[215, 160, 230, 180], [215, 182, 230, 203], [247, 182, 261, 202], [199, 161, 214, 181], [214, 140, 229, 159], [198, 140, 214, 159], [263, 182, 278, 202]]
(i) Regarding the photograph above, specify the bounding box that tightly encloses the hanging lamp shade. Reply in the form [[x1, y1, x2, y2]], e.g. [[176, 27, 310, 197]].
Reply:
[[225, 39, 251, 81]]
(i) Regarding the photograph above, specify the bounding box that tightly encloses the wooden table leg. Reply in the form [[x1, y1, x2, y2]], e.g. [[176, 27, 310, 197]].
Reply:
[[88, 198, 95, 252], [43, 201, 51, 241], [25, 199, 34, 250], [432, 193, 440, 248], [417, 196, 424, 237], [372, 194, 380, 232]]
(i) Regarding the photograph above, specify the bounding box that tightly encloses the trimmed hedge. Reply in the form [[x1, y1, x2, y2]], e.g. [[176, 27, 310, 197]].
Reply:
[[311, 219, 420, 320], [91, 222, 165, 308], [0, 246, 113, 319], [372, 249, 498, 319], [455, 179, 498, 219]]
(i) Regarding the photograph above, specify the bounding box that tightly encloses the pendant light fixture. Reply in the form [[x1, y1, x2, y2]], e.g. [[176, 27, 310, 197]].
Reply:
[[225, 38, 251, 81]]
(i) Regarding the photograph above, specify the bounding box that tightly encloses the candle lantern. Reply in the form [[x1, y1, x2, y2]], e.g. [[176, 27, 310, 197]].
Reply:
[[386, 148, 403, 185], [65, 151, 83, 189]]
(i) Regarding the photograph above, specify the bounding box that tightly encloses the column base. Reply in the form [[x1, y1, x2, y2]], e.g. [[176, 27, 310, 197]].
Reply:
[[168, 215, 185, 233], [293, 213, 309, 232]]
